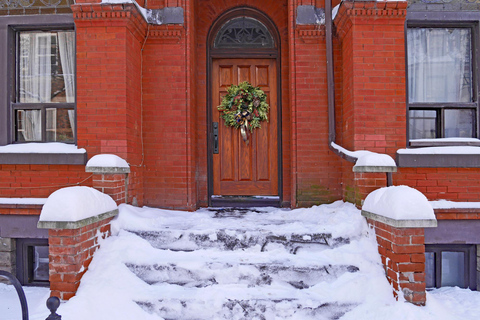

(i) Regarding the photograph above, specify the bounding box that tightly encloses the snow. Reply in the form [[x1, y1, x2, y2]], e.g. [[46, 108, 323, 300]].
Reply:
[[431, 200, 480, 209], [363, 186, 435, 220], [0, 198, 46, 205], [0, 142, 85, 154], [397, 146, 480, 154], [332, 4, 340, 20], [331, 142, 396, 168], [39, 187, 117, 222], [86, 154, 129, 168], [1, 203, 480, 319]]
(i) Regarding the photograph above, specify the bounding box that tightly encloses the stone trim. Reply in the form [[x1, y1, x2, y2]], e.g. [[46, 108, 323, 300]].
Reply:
[[37, 209, 118, 230], [362, 210, 437, 228], [353, 166, 397, 173], [85, 166, 130, 174]]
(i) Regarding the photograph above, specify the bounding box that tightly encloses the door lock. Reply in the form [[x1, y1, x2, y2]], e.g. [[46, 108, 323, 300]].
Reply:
[[213, 122, 219, 154]]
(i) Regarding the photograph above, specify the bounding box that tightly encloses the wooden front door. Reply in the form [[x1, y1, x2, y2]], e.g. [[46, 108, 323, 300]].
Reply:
[[212, 58, 278, 196]]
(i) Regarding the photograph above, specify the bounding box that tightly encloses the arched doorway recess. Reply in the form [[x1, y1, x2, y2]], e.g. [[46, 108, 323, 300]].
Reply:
[[207, 7, 282, 207]]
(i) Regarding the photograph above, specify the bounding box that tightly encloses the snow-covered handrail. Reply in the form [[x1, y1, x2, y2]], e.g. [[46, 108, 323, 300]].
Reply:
[[330, 142, 397, 173]]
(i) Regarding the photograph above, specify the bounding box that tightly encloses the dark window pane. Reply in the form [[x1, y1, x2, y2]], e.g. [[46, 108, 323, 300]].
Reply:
[[407, 28, 472, 103], [444, 109, 475, 138], [409, 110, 437, 139], [214, 17, 274, 49], [425, 251, 436, 288], [46, 108, 75, 143], [441, 251, 465, 287], [16, 109, 42, 142]]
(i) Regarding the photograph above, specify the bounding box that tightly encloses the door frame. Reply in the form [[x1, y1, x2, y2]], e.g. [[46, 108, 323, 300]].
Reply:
[[206, 7, 283, 207]]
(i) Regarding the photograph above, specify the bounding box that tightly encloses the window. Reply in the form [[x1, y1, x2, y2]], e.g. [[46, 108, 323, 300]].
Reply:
[[407, 27, 477, 141], [13, 29, 75, 143], [425, 245, 476, 289], [16, 239, 49, 286]]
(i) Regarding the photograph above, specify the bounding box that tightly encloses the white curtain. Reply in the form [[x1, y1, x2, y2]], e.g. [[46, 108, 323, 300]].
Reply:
[[58, 31, 76, 135], [407, 28, 471, 103], [21, 110, 42, 141], [20, 33, 52, 103]]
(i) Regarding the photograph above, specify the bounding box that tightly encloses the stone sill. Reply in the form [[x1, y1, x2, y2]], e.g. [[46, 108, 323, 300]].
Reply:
[[0, 153, 87, 165], [37, 209, 118, 230], [396, 153, 480, 168], [362, 210, 437, 228]]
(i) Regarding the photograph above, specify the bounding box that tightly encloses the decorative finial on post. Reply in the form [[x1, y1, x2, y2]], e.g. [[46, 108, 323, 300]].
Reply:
[[45, 296, 62, 320]]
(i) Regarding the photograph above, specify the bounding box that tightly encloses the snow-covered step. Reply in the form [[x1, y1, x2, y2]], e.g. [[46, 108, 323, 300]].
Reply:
[[128, 229, 349, 253], [126, 262, 359, 288], [135, 297, 355, 320]]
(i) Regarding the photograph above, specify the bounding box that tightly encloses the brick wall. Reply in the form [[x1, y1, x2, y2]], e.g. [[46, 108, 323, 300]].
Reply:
[[0, 165, 90, 198], [73, 3, 145, 206]]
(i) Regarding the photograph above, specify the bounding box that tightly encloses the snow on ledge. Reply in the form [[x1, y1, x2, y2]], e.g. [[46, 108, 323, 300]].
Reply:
[[86, 154, 129, 168], [0, 198, 47, 205], [363, 186, 435, 221], [0, 143, 86, 154], [331, 142, 396, 171], [430, 200, 480, 210], [39, 186, 117, 223]]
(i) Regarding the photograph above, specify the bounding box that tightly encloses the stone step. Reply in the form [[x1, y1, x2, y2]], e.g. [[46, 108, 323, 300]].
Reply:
[[126, 262, 359, 289], [128, 229, 349, 253], [136, 298, 355, 320]]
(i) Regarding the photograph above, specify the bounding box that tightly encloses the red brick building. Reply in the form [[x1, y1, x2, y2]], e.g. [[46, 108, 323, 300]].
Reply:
[[0, 0, 479, 299]]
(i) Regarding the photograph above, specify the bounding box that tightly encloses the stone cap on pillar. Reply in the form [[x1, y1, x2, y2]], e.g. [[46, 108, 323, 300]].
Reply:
[[85, 154, 130, 174], [361, 186, 437, 228], [37, 186, 118, 229]]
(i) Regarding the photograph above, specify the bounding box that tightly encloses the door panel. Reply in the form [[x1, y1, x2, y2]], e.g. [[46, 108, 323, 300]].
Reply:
[[212, 58, 278, 196]]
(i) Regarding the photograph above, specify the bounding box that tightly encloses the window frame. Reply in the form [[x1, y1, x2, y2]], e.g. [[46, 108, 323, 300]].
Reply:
[[15, 238, 49, 287], [10, 26, 76, 144], [425, 244, 477, 290], [406, 21, 480, 146]]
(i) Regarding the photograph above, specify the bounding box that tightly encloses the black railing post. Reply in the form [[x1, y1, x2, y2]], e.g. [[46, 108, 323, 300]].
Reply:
[[45, 296, 62, 320], [0, 270, 29, 320]]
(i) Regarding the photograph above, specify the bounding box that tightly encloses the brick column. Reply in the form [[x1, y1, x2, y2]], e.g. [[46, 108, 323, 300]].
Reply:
[[362, 211, 436, 305], [86, 161, 130, 205], [38, 210, 117, 300]]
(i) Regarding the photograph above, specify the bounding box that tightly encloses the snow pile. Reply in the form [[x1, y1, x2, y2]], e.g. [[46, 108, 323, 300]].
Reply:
[[86, 154, 129, 168], [363, 186, 435, 220], [331, 142, 396, 168], [0, 142, 85, 154], [1, 202, 478, 320], [39, 187, 117, 222]]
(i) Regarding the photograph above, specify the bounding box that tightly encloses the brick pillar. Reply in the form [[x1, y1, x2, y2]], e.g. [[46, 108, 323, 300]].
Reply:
[[362, 211, 437, 305], [38, 210, 118, 300], [86, 163, 130, 205]]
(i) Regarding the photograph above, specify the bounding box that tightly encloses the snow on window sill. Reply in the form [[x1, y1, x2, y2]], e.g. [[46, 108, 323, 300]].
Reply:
[[0, 143, 87, 165]]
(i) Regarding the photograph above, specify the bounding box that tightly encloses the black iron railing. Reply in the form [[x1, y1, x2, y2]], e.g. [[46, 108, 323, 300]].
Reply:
[[0, 270, 62, 320]]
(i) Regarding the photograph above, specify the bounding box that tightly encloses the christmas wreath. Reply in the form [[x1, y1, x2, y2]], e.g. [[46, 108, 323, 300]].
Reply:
[[217, 81, 269, 144]]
